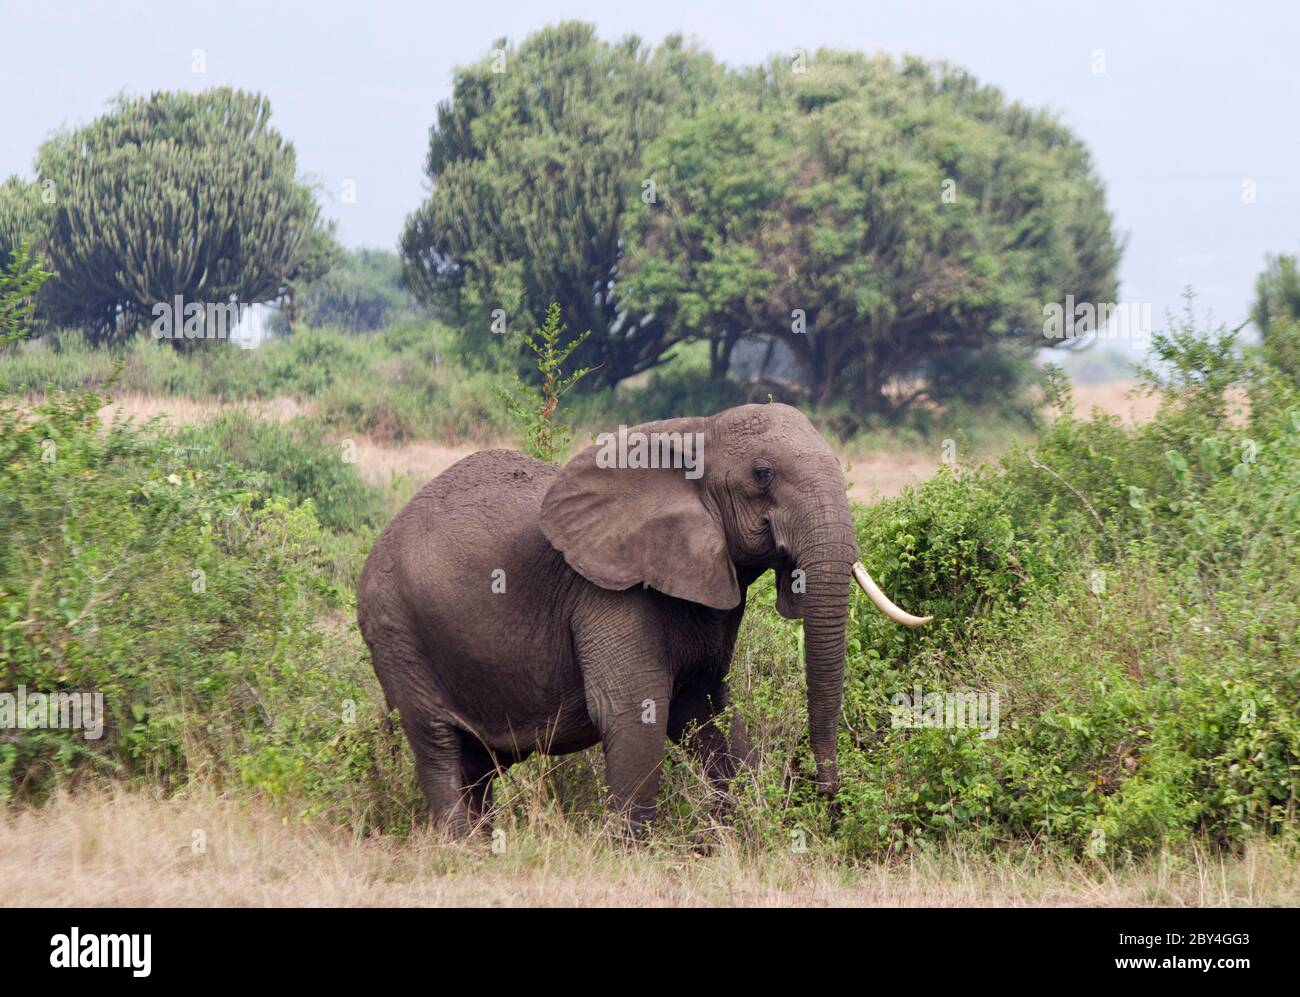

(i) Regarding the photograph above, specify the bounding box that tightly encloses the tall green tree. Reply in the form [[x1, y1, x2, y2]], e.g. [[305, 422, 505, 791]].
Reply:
[[1252, 253, 1300, 335], [9, 88, 335, 342], [400, 22, 722, 386], [622, 52, 1122, 413], [617, 106, 787, 380], [295, 248, 428, 332], [1252, 253, 1300, 380]]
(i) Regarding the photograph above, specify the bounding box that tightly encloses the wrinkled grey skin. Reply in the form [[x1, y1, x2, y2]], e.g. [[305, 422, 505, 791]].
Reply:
[[357, 403, 858, 834]]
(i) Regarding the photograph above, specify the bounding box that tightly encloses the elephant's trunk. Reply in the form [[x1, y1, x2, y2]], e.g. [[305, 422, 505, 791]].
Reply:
[[793, 505, 858, 798]]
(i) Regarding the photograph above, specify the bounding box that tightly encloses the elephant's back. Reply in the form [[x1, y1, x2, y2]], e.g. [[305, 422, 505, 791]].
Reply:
[[411, 448, 558, 524], [363, 448, 558, 579], [358, 448, 568, 646]]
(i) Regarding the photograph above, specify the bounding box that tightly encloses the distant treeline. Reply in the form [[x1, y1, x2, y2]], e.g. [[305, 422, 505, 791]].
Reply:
[[20, 21, 1300, 420]]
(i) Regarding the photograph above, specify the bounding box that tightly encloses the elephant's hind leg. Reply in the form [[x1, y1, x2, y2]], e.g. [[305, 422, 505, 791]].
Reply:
[[407, 719, 470, 835], [461, 741, 499, 834], [368, 633, 470, 835]]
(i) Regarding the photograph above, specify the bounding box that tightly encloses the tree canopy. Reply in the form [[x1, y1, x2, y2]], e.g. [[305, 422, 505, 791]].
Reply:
[[624, 52, 1122, 411], [1, 88, 335, 342], [400, 22, 724, 385], [405, 25, 1122, 412]]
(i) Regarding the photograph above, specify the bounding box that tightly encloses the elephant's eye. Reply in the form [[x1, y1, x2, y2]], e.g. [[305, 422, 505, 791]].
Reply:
[[753, 461, 774, 488]]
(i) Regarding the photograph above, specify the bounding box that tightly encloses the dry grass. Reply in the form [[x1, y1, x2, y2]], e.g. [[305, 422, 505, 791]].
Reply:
[[842, 448, 939, 503], [3, 788, 1295, 907], [97, 392, 313, 427], [1054, 380, 1251, 427], [91, 380, 1183, 506], [345, 436, 506, 488], [1065, 381, 1162, 424]]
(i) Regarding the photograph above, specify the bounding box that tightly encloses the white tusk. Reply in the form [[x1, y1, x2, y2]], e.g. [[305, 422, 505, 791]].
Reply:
[[852, 561, 933, 627]]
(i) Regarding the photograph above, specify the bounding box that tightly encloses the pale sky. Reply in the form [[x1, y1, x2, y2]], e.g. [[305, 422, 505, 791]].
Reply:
[[2, 0, 1297, 331]]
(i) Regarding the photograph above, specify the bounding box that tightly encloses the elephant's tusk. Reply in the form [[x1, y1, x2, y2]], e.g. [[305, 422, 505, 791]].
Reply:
[[852, 561, 933, 627]]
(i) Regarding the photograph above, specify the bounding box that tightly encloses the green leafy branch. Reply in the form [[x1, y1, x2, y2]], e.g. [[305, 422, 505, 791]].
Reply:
[[494, 302, 595, 463], [0, 243, 52, 348]]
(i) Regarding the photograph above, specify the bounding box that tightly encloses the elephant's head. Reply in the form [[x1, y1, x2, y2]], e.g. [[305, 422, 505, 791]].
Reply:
[[541, 403, 929, 797]]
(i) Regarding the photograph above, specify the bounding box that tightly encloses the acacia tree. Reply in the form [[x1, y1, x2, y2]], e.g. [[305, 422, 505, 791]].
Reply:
[[621, 52, 1122, 413], [8, 88, 335, 342], [400, 22, 723, 386]]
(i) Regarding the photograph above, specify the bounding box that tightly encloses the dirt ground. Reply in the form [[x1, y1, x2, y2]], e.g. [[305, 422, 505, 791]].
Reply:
[[1065, 381, 1162, 423]]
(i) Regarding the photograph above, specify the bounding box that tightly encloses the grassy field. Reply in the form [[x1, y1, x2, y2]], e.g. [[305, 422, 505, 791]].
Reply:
[[90, 379, 1155, 499], [5, 789, 1296, 907]]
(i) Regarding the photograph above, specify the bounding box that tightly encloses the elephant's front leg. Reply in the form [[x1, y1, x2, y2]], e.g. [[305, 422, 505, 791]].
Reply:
[[599, 696, 671, 833], [669, 676, 753, 827], [578, 639, 672, 834]]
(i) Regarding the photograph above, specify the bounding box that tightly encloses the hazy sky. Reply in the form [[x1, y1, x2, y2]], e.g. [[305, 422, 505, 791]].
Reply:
[[2, 0, 1297, 332]]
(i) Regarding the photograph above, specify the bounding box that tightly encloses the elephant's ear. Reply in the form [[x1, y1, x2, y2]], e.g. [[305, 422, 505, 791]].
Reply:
[[775, 563, 806, 620], [541, 417, 740, 610]]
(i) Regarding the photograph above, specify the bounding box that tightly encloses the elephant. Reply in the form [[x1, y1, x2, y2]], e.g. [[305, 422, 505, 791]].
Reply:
[[356, 403, 930, 835]]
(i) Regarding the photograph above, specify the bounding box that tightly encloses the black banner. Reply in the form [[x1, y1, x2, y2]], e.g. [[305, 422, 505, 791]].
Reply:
[[0, 907, 1284, 982]]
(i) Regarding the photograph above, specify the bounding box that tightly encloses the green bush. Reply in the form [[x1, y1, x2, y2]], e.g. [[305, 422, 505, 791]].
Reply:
[[0, 389, 417, 828], [175, 411, 385, 534], [721, 306, 1300, 858], [262, 329, 368, 396]]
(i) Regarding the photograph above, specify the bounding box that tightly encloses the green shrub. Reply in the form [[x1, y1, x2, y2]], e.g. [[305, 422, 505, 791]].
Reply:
[[0, 389, 417, 828], [175, 411, 385, 534], [1, 243, 52, 347]]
